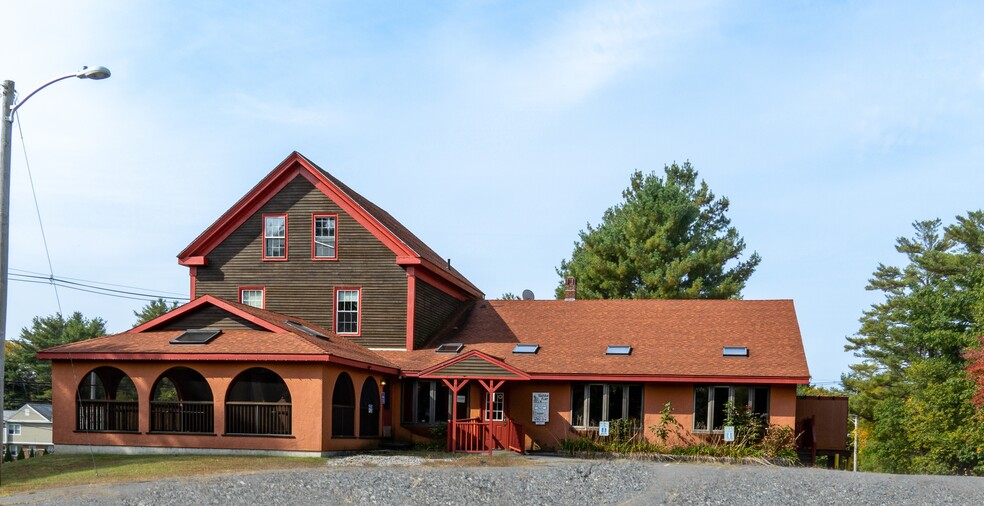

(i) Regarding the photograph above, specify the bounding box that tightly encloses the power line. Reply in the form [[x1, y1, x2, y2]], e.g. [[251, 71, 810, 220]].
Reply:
[[9, 273, 187, 303], [9, 267, 186, 297]]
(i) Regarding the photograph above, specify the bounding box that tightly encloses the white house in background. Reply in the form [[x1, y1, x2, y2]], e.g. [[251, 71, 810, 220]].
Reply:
[[3, 403, 54, 458]]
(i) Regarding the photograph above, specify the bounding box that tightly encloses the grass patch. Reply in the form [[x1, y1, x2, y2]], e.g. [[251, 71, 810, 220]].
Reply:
[[0, 453, 325, 497]]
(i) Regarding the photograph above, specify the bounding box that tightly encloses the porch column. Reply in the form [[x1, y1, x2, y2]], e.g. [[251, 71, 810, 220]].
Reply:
[[478, 379, 504, 456], [441, 378, 469, 453]]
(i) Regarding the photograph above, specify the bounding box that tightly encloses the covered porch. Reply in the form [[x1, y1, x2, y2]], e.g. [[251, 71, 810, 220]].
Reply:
[[414, 350, 531, 454]]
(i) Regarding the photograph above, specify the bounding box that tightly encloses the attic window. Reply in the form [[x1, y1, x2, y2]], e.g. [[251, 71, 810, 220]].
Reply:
[[723, 346, 749, 357], [436, 343, 464, 354], [170, 329, 221, 345], [606, 345, 632, 356], [512, 344, 540, 354], [285, 320, 329, 339]]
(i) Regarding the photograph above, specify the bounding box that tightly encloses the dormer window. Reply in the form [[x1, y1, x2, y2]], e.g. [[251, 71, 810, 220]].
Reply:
[[313, 214, 337, 260], [723, 346, 749, 357], [263, 214, 287, 260]]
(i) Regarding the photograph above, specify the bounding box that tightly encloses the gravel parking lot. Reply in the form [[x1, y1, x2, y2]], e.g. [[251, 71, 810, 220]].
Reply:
[[5, 454, 984, 505]]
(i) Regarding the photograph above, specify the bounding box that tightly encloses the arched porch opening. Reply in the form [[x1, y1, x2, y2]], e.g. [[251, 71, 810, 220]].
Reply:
[[331, 372, 355, 437], [76, 366, 139, 432], [150, 367, 214, 433], [359, 377, 380, 437], [225, 367, 291, 435]]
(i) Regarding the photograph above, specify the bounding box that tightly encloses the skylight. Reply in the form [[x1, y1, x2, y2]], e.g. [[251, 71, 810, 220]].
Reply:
[[513, 344, 540, 354], [606, 345, 632, 356], [170, 329, 221, 345], [436, 343, 464, 354], [723, 346, 749, 357], [285, 320, 329, 339]]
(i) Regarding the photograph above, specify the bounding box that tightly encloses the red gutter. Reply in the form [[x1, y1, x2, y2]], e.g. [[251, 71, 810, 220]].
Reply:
[[39, 351, 399, 375]]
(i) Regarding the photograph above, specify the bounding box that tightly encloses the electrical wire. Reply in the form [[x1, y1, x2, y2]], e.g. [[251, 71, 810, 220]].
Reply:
[[12, 110, 62, 314], [9, 273, 187, 303], [9, 267, 186, 297]]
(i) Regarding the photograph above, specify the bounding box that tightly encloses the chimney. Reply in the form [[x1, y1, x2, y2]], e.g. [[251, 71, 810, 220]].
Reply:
[[564, 277, 576, 301]]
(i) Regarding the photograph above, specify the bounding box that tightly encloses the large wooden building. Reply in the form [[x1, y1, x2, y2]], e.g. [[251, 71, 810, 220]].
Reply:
[[40, 152, 811, 455]]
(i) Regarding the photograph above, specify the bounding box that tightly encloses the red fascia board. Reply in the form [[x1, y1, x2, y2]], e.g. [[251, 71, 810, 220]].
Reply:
[[179, 256, 207, 267], [178, 153, 305, 260], [38, 352, 398, 374], [129, 295, 287, 334], [397, 257, 481, 300], [417, 350, 531, 380], [527, 373, 812, 384]]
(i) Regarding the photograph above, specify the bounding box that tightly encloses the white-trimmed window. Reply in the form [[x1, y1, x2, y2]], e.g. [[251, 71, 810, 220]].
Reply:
[[239, 287, 265, 309], [335, 288, 360, 335], [313, 214, 337, 259], [483, 392, 504, 421], [571, 383, 643, 428], [263, 214, 287, 260], [693, 385, 769, 432], [7, 423, 21, 436]]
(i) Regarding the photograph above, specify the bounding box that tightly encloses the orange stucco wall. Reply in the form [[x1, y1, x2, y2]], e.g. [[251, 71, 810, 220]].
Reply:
[[51, 361, 390, 453]]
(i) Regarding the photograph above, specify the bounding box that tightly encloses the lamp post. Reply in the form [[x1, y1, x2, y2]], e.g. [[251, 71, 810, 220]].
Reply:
[[0, 66, 110, 474]]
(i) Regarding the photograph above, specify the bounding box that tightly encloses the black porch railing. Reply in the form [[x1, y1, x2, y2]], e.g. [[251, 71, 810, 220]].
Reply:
[[77, 399, 139, 432], [151, 401, 214, 433], [225, 402, 292, 435]]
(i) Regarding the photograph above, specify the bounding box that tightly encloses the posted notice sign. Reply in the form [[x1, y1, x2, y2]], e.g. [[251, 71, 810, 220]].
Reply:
[[599, 421, 610, 437], [724, 426, 735, 442], [532, 392, 549, 425]]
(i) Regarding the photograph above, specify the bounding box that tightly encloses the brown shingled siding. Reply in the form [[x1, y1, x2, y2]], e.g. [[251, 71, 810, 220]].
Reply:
[[436, 356, 518, 377], [195, 176, 408, 348], [413, 280, 463, 348], [154, 306, 266, 331]]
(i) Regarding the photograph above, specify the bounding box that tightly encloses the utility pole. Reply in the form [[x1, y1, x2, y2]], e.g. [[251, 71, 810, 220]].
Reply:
[[0, 67, 110, 485], [853, 414, 859, 472]]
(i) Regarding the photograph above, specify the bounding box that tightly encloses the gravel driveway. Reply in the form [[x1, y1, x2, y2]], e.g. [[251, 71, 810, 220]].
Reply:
[[5, 454, 984, 505]]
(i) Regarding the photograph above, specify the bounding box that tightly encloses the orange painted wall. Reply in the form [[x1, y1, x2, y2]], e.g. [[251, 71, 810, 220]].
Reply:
[[769, 385, 798, 429], [51, 360, 390, 453]]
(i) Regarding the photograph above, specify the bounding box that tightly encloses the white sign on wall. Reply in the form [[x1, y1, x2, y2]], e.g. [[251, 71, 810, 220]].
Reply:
[[724, 426, 735, 442], [599, 421, 610, 437], [532, 392, 549, 425]]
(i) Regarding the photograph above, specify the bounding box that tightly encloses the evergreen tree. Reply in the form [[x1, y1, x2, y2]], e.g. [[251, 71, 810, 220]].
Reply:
[[843, 213, 984, 475], [3, 312, 106, 407], [133, 298, 179, 326], [555, 163, 759, 299]]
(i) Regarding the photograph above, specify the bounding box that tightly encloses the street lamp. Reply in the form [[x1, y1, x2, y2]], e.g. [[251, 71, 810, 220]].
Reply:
[[0, 66, 111, 469]]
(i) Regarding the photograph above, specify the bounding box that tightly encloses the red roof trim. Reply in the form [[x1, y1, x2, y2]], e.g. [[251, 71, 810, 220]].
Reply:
[[38, 351, 398, 374], [179, 256, 207, 266], [528, 373, 811, 384], [418, 350, 531, 380], [129, 295, 288, 334], [397, 257, 482, 299]]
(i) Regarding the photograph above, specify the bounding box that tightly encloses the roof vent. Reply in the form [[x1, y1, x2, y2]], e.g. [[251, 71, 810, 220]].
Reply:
[[170, 328, 221, 345], [723, 346, 749, 357], [436, 343, 464, 354], [285, 320, 329, 339], [513, 343, 540, 354], [606, 345, 632, 356]]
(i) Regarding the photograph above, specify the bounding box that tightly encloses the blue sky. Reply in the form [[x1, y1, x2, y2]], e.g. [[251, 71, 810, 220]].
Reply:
[[3, 1, 984, 386]]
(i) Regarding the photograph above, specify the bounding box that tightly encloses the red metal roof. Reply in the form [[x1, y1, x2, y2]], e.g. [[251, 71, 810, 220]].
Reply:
[[376, 299, 811, 383]]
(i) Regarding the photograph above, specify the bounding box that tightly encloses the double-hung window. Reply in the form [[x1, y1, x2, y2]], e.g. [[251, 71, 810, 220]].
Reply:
[[335, 288, 360, 335], [7, 423, 21, 436], [313, 214, 337, 260], [693, 385, 769, 432], [570, 383, 643, 428], [239, 287, 265, 309], [263, 214, 287, 260]]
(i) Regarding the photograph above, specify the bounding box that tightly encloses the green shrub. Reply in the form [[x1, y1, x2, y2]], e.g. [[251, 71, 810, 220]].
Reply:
[[760, 425, 797, 459]]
